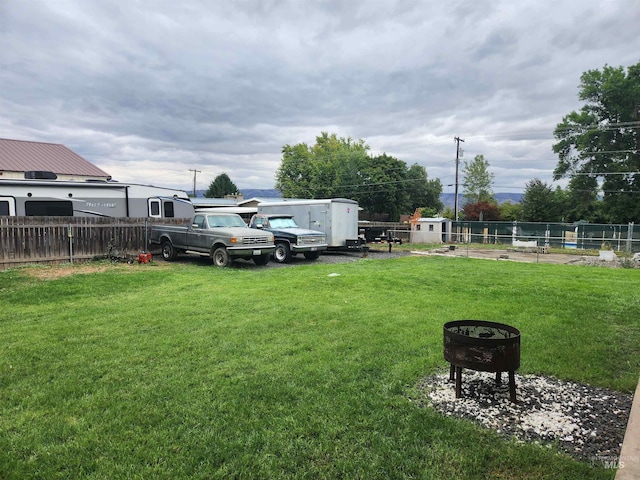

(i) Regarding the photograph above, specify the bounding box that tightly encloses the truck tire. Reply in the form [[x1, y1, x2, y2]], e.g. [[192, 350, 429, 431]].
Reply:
[[303, 251, 320, 261], [212, 246, 231, 267], [253, 253, 270, 266], [273, 242, 292, 263], [161, 240, 177, 261]]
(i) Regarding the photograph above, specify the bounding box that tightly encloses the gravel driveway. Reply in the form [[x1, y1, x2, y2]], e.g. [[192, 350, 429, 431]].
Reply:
[[264, 247, 409, 268], [158, 244, 636, 268], [161, 247, 409, 268]]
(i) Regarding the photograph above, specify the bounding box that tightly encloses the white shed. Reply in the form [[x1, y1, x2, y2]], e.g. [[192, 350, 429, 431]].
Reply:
[[411, 217, 452, 244]]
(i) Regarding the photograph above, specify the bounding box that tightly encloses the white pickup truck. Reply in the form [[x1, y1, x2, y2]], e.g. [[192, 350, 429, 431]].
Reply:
[[150, 212, 275, 267]]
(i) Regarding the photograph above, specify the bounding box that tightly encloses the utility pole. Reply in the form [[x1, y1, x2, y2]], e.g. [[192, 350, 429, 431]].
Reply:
[[453, 136, 465, 222], [188, 169, 201, 197]]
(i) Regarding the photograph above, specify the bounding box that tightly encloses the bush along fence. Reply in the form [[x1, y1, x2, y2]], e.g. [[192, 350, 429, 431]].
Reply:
[[451, 221, 640, 253], [0, 217, 190, 269]]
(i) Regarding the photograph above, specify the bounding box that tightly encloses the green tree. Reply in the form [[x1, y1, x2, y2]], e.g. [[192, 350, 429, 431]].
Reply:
[[275, 132, 370, 199], [498, 201, 522, 222], [312, 132, 370, 199], [420, 207, 439, 217], [275, 132, 442, 221], [462, 154, 495, 205], [405, 163, 444, 214], [441, 206, 456, 220], [205, 173, 239, 198], [275, 143, 315, 198], [356, 153, 409, 221], [552, 61, 640, 223], [520, 179, 561, 222]]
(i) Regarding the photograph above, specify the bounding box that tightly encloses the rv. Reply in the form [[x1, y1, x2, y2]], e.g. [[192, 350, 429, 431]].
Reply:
[[0, 179, 194, 218], [256, 198, 362, 249]]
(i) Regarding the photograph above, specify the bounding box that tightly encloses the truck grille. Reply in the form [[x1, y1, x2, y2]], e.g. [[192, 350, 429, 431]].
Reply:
[[243, 236, 270, 245], [298, 235, 326, 245]]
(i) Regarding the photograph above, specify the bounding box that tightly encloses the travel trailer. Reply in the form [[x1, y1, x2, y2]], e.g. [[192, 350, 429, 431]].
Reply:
[[0, 179, 194, 218]]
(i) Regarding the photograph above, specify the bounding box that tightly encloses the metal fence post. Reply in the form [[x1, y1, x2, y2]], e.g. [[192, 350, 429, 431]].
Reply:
[[68, 224, 73, 264]]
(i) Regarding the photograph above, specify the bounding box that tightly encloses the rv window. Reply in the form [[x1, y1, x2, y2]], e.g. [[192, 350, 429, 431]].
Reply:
[[25, 201, 73, 216], [149, 199, 161, 217], [0, 197, 15, 216], [163, 201, 175, 218], [429, 224, 434, 232]]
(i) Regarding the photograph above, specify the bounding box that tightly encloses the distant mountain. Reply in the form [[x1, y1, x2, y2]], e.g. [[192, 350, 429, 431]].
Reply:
[[240, 189, 282, 199], [439, 193, 522, 208], [191, 189, 282, 199]]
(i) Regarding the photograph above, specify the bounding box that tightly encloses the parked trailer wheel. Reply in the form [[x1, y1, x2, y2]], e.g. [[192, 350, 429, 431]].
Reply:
[[161, 240, 177, 261], [212, 246, 231, 267], [253, 253, 270, 266], [273, 242, 292, 263], [303, 251, 320, 261]]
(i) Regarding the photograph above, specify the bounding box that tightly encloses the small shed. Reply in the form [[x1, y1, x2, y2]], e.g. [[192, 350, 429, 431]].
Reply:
[[411, 217, 452, 244]]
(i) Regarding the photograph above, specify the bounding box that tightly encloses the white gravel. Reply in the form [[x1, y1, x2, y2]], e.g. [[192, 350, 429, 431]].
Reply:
[[413, 370, 633, 464]]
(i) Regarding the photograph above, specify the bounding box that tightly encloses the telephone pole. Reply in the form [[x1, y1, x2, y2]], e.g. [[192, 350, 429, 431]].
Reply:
[[188, 168, 201, 197], [453, 136, 465, 222]]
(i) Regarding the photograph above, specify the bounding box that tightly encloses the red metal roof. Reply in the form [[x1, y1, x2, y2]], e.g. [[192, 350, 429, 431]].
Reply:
[[0, 138, 110, 178]]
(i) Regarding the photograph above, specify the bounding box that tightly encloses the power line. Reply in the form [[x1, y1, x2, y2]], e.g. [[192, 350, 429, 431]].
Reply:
[[569, 171, 639, 176], [569, 149, 638, 155]]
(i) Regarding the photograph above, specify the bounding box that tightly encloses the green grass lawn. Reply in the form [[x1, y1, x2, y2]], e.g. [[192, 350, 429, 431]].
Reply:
[[1, 256, 638, 479]]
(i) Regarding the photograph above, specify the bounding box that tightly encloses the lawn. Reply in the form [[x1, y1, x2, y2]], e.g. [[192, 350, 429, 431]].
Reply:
[[1, 256, 638, 479]]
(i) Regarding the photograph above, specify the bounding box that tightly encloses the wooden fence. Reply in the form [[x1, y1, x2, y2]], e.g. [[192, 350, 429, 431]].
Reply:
[[0, 217, 190, 269]]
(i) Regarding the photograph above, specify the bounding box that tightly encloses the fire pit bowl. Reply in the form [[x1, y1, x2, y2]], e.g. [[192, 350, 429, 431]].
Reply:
[[444, 320, 521, 402]]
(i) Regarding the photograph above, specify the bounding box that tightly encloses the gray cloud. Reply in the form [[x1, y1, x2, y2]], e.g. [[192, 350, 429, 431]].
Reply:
[[1, 0, 639, 194]]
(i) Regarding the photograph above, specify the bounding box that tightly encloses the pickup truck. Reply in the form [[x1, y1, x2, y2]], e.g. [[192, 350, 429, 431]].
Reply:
[[248, 213, 328, 263], [151, 213, 275, 267]]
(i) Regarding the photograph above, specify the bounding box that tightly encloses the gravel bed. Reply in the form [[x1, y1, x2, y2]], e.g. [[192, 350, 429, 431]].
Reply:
[[412, 370, 633, 465], [568, 256, 638, 268]]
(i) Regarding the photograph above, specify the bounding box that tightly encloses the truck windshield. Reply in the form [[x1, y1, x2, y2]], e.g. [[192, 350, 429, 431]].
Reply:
[[269, 217, 298, 229], [206, 214, 247, 228]]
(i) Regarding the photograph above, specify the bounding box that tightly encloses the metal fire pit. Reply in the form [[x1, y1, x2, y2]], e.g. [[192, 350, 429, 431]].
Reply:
[[443, 320, 521, 402]]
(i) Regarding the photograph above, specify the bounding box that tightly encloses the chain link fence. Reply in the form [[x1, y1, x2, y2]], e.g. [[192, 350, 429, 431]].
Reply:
[[450, 221, 640, 254]]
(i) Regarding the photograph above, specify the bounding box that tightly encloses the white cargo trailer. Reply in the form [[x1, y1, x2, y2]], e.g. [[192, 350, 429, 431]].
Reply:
[[257, 198, 362, 249]]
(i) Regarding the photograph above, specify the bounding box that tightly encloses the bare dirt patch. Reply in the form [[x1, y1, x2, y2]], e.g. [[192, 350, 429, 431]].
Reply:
[[20, 261, 165, 280]]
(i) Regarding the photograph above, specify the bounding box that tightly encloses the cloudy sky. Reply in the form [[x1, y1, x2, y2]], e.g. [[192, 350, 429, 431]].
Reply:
[[1, 1, 639, 195]]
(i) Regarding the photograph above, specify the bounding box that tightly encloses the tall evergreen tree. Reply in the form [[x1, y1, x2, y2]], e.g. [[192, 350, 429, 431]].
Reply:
[[205, 173, 239, 198], [520, 179, 561, 222]]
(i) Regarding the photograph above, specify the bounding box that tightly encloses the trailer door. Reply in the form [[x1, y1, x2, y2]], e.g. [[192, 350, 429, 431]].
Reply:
[[308, 204, 330, 244]]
